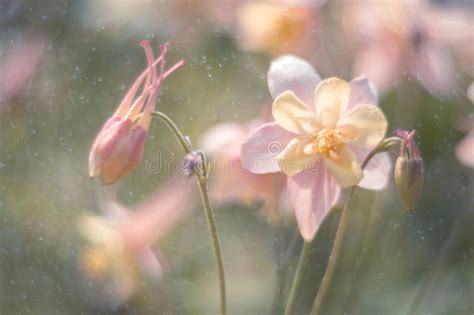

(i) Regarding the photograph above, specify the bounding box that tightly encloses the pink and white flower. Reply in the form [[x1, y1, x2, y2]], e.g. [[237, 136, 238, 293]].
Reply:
[[79, 176, 197, 303], [241, 55, 391, 241]]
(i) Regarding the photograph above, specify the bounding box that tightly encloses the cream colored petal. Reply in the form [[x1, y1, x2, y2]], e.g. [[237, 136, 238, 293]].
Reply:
[[324, 147, 363, 188], [272, 91, 318, 135], [79, 215, 119, 245], [337, 104, 388, 148], [314, 78, 350, 128], [277, 138, 319, 176]]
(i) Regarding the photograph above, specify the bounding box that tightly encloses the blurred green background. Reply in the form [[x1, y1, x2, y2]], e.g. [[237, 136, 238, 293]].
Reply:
[[0, 1, 473, 314]]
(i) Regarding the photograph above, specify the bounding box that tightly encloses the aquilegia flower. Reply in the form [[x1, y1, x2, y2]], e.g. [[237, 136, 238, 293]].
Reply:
[[89, 41, 184, 184], [79, 176, 197, 303], [242, 55, 390, 241]]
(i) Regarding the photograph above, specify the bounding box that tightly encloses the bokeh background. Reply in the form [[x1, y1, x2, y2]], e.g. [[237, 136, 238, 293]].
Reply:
[[0, 0, 473, 314]]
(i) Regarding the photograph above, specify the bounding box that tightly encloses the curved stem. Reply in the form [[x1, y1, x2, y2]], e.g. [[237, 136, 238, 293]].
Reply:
[[151, 111, 226, 315], [151, 111, 192, 154], [284, 241, 312, 315], [310, 145, 384, 315], [197, 176, 227, 315]]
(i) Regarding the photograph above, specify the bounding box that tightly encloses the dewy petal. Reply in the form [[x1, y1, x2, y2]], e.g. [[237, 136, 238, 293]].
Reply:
[[267, 55, 321, 105], [324, 147, 363, 188], [277, 138, 319, 176], [314, 78, 351, 128], [352, 147, 391, 190], [337, 104, 387, 148], [347, 77, 378, 112], [272, 91, 318, 134], [241, 122, 294, 174], [287, 168, 341, 242]]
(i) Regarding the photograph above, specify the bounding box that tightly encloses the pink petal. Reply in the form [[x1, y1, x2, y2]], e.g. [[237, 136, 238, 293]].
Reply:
[[267, 55, 321, 105], [352, 147, 392, 190], [347, 76, 378, 112], [200, 122, 247, 156], [353, 44, 401, 94], [456, 132, 474, 168], [124, 176, 198, 248], [0, 35, 45, 106], [137, 247, 165, 278], [412, 43, 455, 95], [241, 122, 294, 174], [209, 157, 270, 203], [287, 167, 341, 242]]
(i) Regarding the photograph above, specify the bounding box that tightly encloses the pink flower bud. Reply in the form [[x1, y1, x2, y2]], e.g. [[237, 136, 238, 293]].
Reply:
[[394, 130, 424, 212], [394, 155, 424, 213], [89, 118, 147, 184], [88, 41, 185, 184]]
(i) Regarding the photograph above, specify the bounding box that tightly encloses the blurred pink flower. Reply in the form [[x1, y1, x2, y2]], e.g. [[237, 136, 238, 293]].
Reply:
[[456, 131, 474, 169], [344, 0, 471, 95], [0, 35, 45, 107], [79, 176, 197, 302], [200, 119, 288, 220], [241, 55, 391, 241], [455, 85, 474, 168]]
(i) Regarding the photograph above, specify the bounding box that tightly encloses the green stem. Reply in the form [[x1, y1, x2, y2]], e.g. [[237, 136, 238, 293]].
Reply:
[[197, 176, 227, 315], [151, 111, 192, 154], [270, 221, 286, 315], [283, 241, 312, 315], [309, 145, 384, 315], [151, 111, 226, 315]]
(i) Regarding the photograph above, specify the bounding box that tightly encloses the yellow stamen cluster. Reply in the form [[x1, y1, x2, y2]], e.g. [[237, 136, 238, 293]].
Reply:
[[309, 129, 344, 157], [80, 246, 110, 279]]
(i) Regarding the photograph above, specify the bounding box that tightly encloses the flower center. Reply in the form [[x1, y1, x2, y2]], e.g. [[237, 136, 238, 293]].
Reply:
[[80, 246, 110, 278], [305, 128, 344, 157]]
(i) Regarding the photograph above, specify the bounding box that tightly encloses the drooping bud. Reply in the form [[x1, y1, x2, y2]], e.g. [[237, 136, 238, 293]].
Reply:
[[393, 130, 424, 212], [88, 41, 185, 184], [89, 119, 148, 184]]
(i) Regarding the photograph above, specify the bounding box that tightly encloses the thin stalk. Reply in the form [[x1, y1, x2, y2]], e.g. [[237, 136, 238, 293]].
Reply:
[[284, 241, 312, 315], [197, 176, 227, 315], [271, 221, 286, 315], [310, 145, 384, 315], [151, 111, 226, 315], [151, 111, 192, 153]]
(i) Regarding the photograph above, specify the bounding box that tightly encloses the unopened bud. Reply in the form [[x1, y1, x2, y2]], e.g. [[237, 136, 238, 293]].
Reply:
[[394, 156, 424, 212], [182, 151, 201, 177], [393, 129, 424, 212], [89, 118, 148, 184]]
